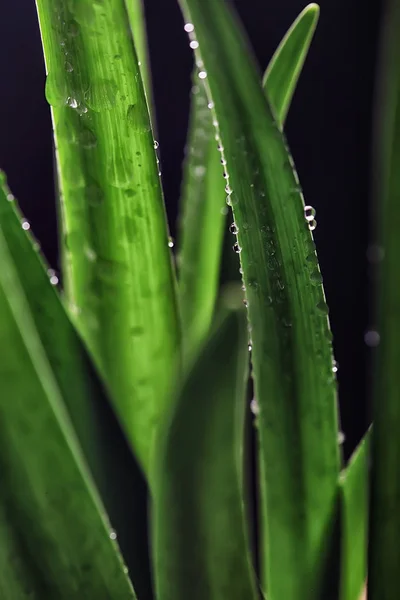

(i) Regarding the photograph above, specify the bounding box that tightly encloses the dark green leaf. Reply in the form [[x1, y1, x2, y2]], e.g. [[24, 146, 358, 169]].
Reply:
[[151, 310, 258, 600]]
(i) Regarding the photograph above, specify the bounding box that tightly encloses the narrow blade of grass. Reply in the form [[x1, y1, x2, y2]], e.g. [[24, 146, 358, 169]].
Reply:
[[178, 4, 320, 359], [124, 0, 154, 117], [178, 80, 226, 360], [0, 197, 135, 599], [263, 3, 320, 127], [369, 0, 400, 596], [175, 1, 340, 598], [35, 0, 180, 474], [0, 176, 151, 598], [151, 309, 258, 600], [340, 431, 370, 600]]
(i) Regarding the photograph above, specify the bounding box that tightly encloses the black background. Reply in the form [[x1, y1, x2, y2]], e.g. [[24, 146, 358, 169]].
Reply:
[[0, 0, 381, 456]]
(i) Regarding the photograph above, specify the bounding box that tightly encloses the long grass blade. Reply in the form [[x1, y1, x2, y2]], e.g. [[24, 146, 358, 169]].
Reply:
[[178, 3, 320, 360], [0, 176, 152, 598], [124, 0, 154, 116], [263, 3, 320, 127], [151, 309, 258, 600], [340, 431, 370, 600], [0, 192, 135, 599], [175, 1, 340, 598], [368, 0, 400, 596], [34, 0, 180, 474]]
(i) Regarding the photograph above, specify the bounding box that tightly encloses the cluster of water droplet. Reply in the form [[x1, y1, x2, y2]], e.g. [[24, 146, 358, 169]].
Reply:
[[304, 205, 317, 232]]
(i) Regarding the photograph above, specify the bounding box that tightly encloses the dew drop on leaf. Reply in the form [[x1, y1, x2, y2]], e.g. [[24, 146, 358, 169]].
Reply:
[[304, 205, 316, 221], [233, 242, 242, 254], [229, 223, 239, 235]]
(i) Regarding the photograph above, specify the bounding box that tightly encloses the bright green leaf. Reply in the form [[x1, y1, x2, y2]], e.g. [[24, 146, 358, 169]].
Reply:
[[35, 0, 181, 474], [263, 3, 320, 127]]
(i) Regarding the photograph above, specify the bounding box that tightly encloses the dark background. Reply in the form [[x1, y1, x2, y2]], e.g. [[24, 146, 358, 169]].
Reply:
[[0, 0, 381, 455]]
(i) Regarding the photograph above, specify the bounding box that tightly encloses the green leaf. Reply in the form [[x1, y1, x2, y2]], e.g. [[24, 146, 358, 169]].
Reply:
[[369, 0, 400, 596], [125, 0, 154, 118], [178, 4, 320, 360], [263, 3, 320, 127], [151, 309, 258, 600], [0, 178, 151, 598], [175, 1, 340, 598], [178, 81, 227, 360], [339, 431, 370, 600], [0, 187, 135, 599], [35, 0, 181, 474]]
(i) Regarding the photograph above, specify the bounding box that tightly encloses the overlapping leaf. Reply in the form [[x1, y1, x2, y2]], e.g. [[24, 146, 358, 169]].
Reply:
[[175, 1, 340, 597], [178, 3, 320, 360], [152, 310, 257, 600]]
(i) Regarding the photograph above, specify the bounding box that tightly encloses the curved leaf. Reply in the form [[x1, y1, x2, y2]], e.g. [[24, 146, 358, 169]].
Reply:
[[0, 195, 135, 599], [178, 3, 320, 359], [151, 309, 258, 600], [0, 177, 152, 598], [263, 3, 320, 126]]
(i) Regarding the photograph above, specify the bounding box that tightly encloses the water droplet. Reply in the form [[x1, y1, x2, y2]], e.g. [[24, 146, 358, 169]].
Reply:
[[248, 342, 253, 352], [168, 236, 174, 248], [233, 242, 242, 254], [310, 270, 323, 285], [194, 165, 206, 177], [338, 431, 346, 445], [225, 184, 232, 195], [184, 23, 195, 33], [364, 330, 380, 347], [66, 97, 78, 109], [250, 398, 259, 416], [45, 72, 68, 107], [85, 79, 117, 112], [65, 61, 74, 73], [226, 195, 232, 207], [332, 360, 339, 373], [243, 299, 248, 307], [316, 300, 329, 314], [220, 158, 227, 166], [47, 269, 59, 286], [154, 140, 159, 150], [79, 127, 97, 149], [84, 246, 97, 262], [308, 219, 317, 231], [86, 183, 104, 206], [208, 101, 214, 109], [21, 220, 30, 231], [304, 205, 316, 221], [229, 223, 239, 235], [241, 284, 246, 292], [109, 530, 117, 540], [217, 144, 224, 152], [6, 193, 14, 202], [198, 71, 207, 80], [190, 40, 199, 49], [66, 19, 79, 37]]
